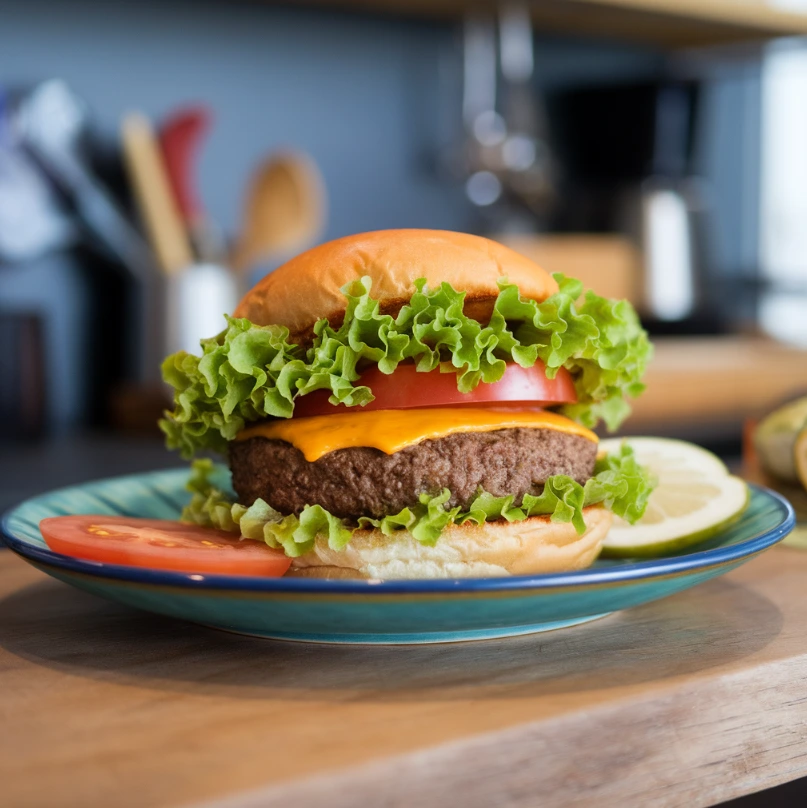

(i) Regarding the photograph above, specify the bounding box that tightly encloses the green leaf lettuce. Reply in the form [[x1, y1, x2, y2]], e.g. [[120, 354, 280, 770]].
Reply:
[[182, 444, 655, 557], [160, 274, 652, 457]]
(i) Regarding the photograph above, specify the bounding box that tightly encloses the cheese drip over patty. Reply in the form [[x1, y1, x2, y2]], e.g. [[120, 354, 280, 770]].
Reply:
[[236, 407, 598, 462]]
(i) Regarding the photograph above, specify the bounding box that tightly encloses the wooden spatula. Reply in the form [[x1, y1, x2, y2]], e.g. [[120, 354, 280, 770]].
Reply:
[[231, 150, 326, 282]]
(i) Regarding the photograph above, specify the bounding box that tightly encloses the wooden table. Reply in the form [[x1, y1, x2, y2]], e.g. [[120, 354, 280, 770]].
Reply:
[[626, 337, 807, 436], [2, 547, 807, 808]]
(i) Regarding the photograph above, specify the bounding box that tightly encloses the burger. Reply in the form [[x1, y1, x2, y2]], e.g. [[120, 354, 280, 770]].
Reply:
[[161, 229, 654, 579]]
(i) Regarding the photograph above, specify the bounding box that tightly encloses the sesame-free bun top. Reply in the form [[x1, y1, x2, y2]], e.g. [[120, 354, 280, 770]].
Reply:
[[234, 229, 557, 341]]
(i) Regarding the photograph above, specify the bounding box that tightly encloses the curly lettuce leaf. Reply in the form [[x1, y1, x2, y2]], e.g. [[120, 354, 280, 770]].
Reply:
[[181, 446, 656, 556], [161, 274, 652, 457], [583, 442, 657, 523], [182, 460, 351, 557]]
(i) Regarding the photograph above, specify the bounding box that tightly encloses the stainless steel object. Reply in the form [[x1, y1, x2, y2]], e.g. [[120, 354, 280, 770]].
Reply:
[[457, 2, 554, 223], [639, 179, 698, 321]]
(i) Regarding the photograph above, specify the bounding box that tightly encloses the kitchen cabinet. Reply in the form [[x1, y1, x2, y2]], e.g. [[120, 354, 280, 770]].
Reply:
[[305, 0, 807, 47]]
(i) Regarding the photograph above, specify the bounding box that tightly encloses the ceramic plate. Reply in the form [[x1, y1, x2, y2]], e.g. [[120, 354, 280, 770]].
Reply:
[[1, 469, 795, 644]]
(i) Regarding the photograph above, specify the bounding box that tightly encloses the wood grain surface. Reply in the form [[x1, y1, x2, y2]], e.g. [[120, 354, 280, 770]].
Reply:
[[1, 547, 807, 807], [626, 337, 807, 434]]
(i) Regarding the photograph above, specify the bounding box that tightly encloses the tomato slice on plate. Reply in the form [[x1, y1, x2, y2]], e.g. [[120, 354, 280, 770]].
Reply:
[[39, 516, 291, 577], [292, 360, 577, 418]]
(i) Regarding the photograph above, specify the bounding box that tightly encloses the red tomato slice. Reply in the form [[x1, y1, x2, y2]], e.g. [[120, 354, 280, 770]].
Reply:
[[292, 360, 577, 419], [40, 516, 291, 577]]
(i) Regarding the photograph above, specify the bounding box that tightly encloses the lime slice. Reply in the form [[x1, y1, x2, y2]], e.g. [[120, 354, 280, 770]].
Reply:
[[796, 426, 807, 493], [598, 437, 749, 558], [755, 396, 807, 483]]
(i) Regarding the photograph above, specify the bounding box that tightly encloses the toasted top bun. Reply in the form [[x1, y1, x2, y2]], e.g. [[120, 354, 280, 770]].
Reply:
[[234, 229, 557, 341], [287, 506, 611, 580]]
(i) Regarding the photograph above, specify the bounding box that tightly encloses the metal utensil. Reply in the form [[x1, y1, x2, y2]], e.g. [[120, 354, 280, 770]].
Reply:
[[15, 81, 159, 383], [17, 80, 152, 282], [454, 4, 554, 225], [496, 1, 554, 216]]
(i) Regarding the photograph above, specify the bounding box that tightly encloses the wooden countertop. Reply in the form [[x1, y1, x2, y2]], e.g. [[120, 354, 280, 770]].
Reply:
[[2, 544, 807, 807], [626, 336, 807, 434]]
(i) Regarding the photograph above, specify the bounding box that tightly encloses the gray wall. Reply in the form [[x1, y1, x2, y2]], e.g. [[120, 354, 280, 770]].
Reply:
[[0, 0, 670, 238], [0, 0, 471, 239], [0, 0, 757, 431], [1, 0, 475, 431]]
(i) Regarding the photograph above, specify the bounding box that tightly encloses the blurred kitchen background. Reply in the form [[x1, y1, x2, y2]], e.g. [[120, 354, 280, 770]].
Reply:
[[3, 0, 807, 509]]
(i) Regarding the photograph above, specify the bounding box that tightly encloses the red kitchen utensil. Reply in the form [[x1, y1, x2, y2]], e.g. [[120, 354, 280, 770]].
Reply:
[[159, 106, 225, 263]]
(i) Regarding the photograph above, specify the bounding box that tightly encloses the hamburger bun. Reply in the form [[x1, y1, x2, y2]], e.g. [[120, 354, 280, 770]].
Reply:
[[287, 506, 611, 580], [234, 229, 558, 341]]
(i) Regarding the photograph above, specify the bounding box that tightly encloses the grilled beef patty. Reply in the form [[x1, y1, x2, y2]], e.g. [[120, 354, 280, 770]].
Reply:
[[230, 427, 597, 522]]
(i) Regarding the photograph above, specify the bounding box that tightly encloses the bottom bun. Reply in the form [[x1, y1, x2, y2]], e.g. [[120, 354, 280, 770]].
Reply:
[[288, 506, 612, 580]]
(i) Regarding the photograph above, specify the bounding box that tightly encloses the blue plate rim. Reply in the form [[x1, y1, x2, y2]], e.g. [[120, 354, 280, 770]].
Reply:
[[0, 473, 795, 595]]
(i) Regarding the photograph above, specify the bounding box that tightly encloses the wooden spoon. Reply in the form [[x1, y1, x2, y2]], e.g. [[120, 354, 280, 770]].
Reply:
[[121, 111, 193, 276], [232, 150, 326, 282]]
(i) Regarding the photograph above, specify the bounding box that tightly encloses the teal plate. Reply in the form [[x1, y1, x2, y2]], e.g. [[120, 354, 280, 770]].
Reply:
[[1, 470, 795, 644]]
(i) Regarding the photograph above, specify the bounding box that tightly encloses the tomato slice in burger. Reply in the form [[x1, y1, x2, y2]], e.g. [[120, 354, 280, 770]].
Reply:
[[39, 516, 291, 576], [292, 360, 577, 418]]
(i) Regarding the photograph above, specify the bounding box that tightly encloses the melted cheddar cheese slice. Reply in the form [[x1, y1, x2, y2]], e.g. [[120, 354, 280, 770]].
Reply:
[[236, 408, 597, 462]]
